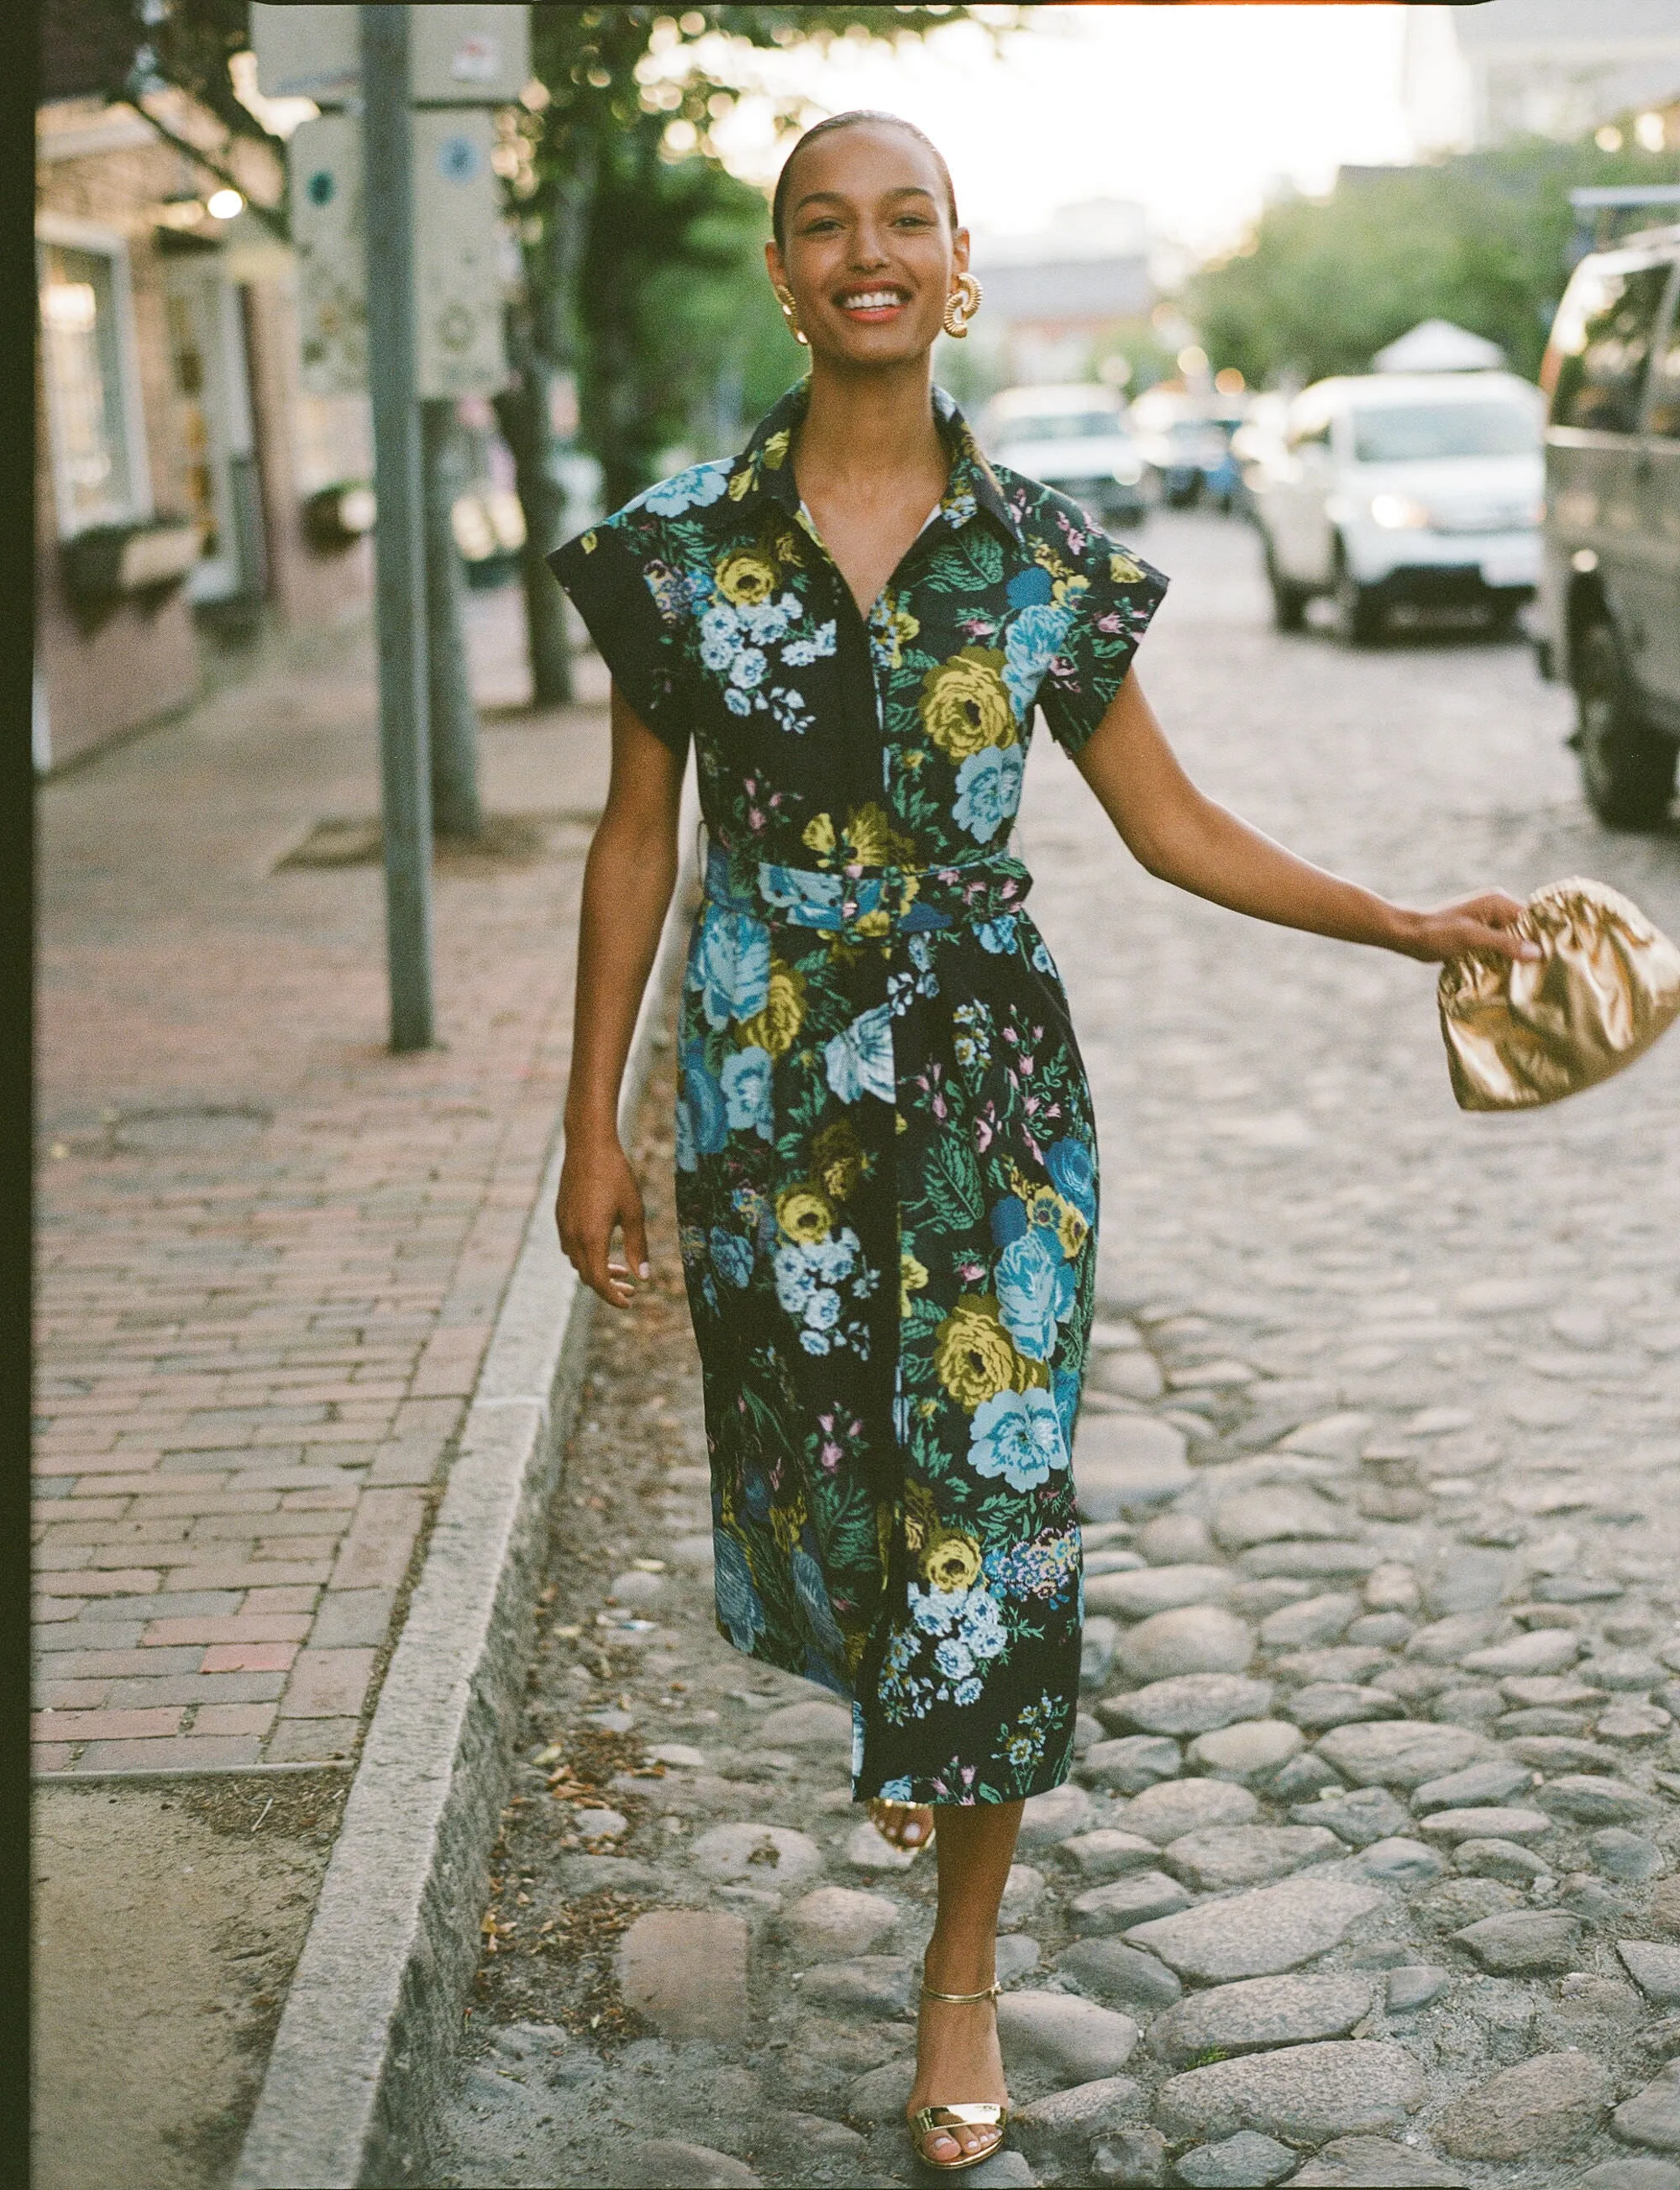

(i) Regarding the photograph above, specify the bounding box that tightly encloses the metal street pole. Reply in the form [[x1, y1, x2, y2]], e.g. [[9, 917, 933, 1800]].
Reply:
[[360, 3, 434, 1049]]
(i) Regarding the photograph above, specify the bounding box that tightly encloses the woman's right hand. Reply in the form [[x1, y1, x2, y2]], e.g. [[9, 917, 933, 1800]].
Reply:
[[556, 1137, 650, 1308]]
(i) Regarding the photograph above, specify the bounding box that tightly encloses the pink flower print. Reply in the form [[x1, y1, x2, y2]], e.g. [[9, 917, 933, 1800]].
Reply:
[[958, 1261, 984, 1284]]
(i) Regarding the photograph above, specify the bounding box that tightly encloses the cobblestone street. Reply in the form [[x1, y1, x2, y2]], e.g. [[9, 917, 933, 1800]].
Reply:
[[433, 511, 1680, 2190]]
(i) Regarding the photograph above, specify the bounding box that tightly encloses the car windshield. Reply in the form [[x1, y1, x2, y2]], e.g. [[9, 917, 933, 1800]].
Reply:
[[998, 412, 1121, 444], [1351, 402, 1539, 463]]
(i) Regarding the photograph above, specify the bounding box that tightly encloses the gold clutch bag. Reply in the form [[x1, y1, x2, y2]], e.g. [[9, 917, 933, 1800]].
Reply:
[[1438, 875, 1680, 1112]]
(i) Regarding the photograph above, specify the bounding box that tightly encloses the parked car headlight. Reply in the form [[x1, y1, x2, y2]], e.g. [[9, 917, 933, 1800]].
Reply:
[[1369, 492, 1431, 530], [1111, 458, 1144, 486]]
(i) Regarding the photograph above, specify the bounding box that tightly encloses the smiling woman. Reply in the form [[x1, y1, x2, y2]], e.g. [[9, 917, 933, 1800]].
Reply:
[[545, 108, 1537, 2177]]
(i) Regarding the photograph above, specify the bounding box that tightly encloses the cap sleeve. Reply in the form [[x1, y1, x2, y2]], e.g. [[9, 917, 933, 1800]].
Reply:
[[549, 516, 690, 759], [1035, 525, 1168, 761]]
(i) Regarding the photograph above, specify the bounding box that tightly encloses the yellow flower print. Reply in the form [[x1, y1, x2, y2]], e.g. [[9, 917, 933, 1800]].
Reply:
[[760, 427, 791, 471], [579, 530, 599, 554], [934, 1294, 1019, 1410], [1056, 1200, 1089, 1262], [769, 1497, 807, 1552], [1110, 552, 1145, 584], [739, 962, 806, 1058], [801, 812, 837, 857], [919, 648, 1016, 761], [727, 467, 754, 503], [717, 548, 779, 606], [900, 1246, 929, 1319], [776, 1186, 832, 1243], [811, 1120, 867, 1202], [855, 911, 890, 938], [843, 802, 917, 869], [921, 1531, 983, 1593], [1052, 570, 1091, 608], [869, 598, 921, 669]]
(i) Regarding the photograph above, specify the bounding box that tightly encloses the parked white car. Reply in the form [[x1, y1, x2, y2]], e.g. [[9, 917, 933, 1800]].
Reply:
[[979, 383, 1152, 530], [1247, 370, 1546, 643]]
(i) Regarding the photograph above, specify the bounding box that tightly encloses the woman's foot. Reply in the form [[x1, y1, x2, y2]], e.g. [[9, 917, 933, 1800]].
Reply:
[[905, 1946, 1009, 2169], [870, 1796, 935, 1851]]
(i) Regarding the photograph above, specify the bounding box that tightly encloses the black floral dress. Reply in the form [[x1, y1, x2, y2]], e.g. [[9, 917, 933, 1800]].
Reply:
[[553, 382, 1166, 1806]]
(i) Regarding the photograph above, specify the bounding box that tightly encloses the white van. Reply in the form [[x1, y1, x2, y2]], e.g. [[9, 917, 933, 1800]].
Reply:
[[1247, 370, 1545, 643]]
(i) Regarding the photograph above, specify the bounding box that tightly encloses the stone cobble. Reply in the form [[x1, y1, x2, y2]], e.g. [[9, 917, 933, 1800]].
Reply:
[[33, 595, 610, 1770], [433, 513, 1680, 2187]]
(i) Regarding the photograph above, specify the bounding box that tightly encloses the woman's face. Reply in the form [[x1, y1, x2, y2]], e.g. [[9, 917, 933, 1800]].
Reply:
[[766, 123, 969, 370]]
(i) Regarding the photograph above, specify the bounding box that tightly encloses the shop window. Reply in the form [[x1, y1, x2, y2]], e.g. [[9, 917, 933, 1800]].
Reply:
[[38, 224, 151, 535]]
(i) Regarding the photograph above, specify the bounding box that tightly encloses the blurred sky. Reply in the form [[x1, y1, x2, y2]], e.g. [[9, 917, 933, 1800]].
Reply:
[[711, 3, 1425, 263]]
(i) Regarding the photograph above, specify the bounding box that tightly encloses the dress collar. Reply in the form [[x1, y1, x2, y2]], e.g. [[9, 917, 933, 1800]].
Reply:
[[722, 379, 1021, 545]]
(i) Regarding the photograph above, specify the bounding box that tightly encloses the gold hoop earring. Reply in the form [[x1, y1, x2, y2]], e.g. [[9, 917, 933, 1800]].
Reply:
[[774, 285, 809, 347], [942, 273, 982, 340]]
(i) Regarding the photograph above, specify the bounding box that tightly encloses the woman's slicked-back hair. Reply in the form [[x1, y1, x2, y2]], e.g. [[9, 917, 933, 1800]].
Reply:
[[771, 110, 959, 248]]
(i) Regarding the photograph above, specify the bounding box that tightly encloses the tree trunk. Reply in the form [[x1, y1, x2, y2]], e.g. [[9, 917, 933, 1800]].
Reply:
[[420, 398, 483, 841], [495, 355, 573, 707]]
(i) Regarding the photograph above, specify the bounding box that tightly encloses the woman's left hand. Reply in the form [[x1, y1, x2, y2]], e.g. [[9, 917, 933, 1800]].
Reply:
[[1395, 890, 1541, 965]]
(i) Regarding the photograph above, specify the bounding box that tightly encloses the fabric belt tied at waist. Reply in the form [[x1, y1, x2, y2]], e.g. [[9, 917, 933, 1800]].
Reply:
[[702, 840, 1032, 941]]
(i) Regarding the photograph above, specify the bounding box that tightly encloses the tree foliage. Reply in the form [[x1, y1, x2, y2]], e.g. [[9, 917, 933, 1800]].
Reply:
[[1189, 134, 1680, 391]]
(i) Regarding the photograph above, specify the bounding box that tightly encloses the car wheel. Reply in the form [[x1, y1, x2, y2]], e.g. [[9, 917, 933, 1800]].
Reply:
[[1574, 617, 1678, 829], [1332, 549, 1384, 647], [1263, 537, 1308, 633]]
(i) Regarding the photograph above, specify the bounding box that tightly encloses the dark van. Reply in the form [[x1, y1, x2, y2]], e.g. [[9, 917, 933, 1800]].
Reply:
[[1536, 226, 1680, 827]]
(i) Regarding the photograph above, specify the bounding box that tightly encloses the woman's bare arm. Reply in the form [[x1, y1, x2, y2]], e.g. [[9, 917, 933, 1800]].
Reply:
[[1073, 670, 1539, 965], [555, 685, 685, 1305]]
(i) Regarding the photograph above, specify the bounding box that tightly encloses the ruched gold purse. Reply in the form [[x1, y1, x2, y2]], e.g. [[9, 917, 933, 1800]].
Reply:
[[1438, 875, 1680, 1111]]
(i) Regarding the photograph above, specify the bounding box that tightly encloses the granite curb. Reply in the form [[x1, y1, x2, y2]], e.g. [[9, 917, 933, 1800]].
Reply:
[[233, 816, 698, 2190]]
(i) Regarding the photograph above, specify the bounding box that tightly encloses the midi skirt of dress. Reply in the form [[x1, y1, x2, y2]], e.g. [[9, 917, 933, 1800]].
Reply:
[[554, 381, 1167, 1806]]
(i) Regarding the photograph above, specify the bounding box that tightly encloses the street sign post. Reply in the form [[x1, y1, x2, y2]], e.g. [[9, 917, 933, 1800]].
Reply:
[[360, 5, 434, 1051], [252, 4, 530, 106], [289, 109, 509, 401]]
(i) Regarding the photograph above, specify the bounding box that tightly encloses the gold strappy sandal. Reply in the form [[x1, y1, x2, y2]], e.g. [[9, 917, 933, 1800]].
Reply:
[[907, 1978, 1010, 2174], [869, 1796, 935, 1850]]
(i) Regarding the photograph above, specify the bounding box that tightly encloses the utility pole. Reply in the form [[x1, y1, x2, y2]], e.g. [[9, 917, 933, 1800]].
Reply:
[[360, 4, 434, 1049]]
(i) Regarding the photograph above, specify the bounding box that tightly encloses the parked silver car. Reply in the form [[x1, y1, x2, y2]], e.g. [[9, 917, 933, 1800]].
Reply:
[[1535, 223, 1680, 827], [979, 384, 1152, 531]]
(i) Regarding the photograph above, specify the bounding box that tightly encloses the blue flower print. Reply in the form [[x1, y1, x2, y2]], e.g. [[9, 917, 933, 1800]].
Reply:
[[1052, 1365, 1082, 1449], [709, 1226, 753, 1289], [730, 647, 768, 691], [824, 1005, 896, 1105], [714, 1532, 765, 1652], [1031, 937, 1055, 974], [995, 1228, 1076, 1361], [781, 620, 837, 668], [699, 603, 739, 670], [1006, 564, 1054, 607], [953, 745, 1026, 844], [792, 1545, 848, 1665], [680, 1039, 728, 1158], [636, 460, 729, 517], [975, 915, 1018, 956], [1045, 1137, 1098, 1223], [692, 904, 770, 1029], [969, 1386, 1069, 1492], [720, 1045, 774, 1137], [675, 1095, 696, 1174], [739, 593, 799, 644], [990, 1196, 1029, 1249], [1003, 601, 1074, 720], [877, 1773, 914, 1803]]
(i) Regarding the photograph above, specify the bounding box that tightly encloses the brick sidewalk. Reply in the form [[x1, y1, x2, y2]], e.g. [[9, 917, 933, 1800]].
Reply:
[[34, 593, 610, 1772]]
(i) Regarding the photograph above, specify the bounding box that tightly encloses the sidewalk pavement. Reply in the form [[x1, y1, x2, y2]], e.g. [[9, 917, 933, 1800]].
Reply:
[[34, 587, 609, 1774]]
